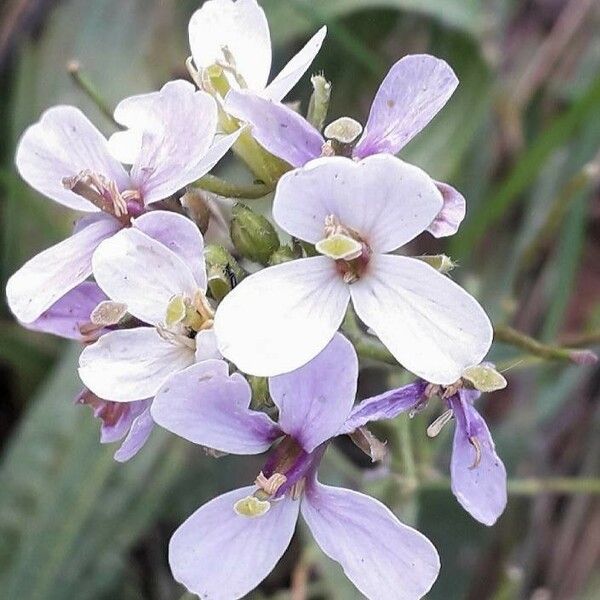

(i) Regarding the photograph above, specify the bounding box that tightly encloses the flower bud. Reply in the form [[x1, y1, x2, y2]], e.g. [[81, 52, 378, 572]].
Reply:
[[230, 203, 280, 265], [307, 74, 331, 132], [248, 375, 272, 410], [268, 245, 297, 266], [181, 188, 211, 233], [204, 244, 245, 301]]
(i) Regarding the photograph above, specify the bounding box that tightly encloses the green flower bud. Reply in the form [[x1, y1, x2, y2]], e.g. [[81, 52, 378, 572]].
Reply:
[[230, 203, 280, 265], [248, 375, 272, 410], [268, 245, 297, 266], [307, 74, 331, 132], [204, 244, 245, 301]]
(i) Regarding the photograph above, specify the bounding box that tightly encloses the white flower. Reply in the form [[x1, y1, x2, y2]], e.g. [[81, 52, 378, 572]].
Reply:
[[188, 0, 326, 101], [214, 154, 493, 384], [79, 211, 220, 402]]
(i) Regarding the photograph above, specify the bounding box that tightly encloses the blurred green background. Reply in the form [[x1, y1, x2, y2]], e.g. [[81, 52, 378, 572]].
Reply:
[[0, 1, 599, 598]]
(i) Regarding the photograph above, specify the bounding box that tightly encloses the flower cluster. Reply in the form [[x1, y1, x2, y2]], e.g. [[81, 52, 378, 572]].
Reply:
[[6, 0, 509, 598]]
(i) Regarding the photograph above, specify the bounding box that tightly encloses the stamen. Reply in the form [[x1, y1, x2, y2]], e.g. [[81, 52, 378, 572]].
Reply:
[[255, 471, 287, 496], [233, 495, 271, 518], [90, 300, 127, 326], [426, 409, 454, 438], [468, 436, 482, 469], [218, 45, 248, 88], [442, 381, 463, 399], [291, 478, 306, 501], [185, 56, 203, 89]]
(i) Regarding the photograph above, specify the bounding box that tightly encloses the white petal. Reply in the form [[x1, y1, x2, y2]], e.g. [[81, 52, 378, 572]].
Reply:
[[6, 216, 120, 323], [79, 328, 194, 401], [351, 254, 493, 385], [263, 26, 327, 101], [301, 480, 440, 600], [134, 210, 207, 289], [169, 487, 299, 599], [189, 0, 272, 91], [273, 155, 442, 253], [16, 106, 130, 211], [214, 257, 350, 376], [92, 227, 198, 326]]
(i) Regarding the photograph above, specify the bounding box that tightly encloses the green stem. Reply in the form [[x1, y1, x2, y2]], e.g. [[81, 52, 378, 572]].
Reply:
[[342, 310, 397, 365], [67, 61, 118, 127], [494, 324, 597, 365], [192, 174, 273, 199]]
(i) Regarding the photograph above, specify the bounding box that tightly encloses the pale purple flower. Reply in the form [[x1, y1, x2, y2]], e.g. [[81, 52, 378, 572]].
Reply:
[[189, 0, 326, 101], [151, 334, 440, 600], [214, 153, 492, 382], [77, 390, 154, 462], [6, 79, 239, 325], [357, 380, 507, 526], [226, 54, 465, 236], [78, 210, 222, 402]]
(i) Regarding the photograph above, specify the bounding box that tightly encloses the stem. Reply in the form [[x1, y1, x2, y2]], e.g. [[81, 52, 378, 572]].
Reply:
[[67, 61, 118, 127], [192, 174, 273, 199], [560, 329, 600, 348], [494, 324, 598, 365], [342, 309, 397, 365]]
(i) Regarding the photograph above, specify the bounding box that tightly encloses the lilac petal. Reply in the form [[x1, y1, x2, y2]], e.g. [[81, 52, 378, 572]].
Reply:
[[340, 381, 428, 434], [350, 254, 493, 385], [426, 181, 466, 238], [189, 0, 272, 92], [272, 154, 442, 253], [169, 486, 299, 600], [92, 227, 199, 326], [354, 55, 458, 158], [263, 25, 327, 101], [194, 328, 222, 362], [214, 256, 350, 377], [121, 80, 221, 204], [16, 106, 130, 211], [99, 400, 148, 444], [114, 404, 155, 462], [226, 90, 323, 167], [152, 361, 281, 454], [6, 215, 120, 323], [269, 333, 357, 453], [22, 281, 107, 341], [301, 479, 440, 600], [78, 327, 195, 402], [449, 390, 507, 526], [134, 210, 207, 289]]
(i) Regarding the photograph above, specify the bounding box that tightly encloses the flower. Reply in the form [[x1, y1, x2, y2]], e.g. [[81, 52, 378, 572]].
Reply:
[[6, 80, 239, 325], [214, 153, 493, 382], [226, 54, 465, 236], [151, 334, 440, 600], [188, 0, 326, 101], [78, 211, 222, 402], [355, 365, 508, 526], [77, 390, 154, 463]]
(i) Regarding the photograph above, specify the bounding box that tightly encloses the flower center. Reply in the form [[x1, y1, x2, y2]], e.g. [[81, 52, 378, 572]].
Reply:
[[316, 215, 371, 283], [63, 170, 143, 225], [160, 290, 215, 349]]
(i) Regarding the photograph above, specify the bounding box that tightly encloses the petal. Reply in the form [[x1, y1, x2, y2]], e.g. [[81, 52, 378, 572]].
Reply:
[[134, 210, 207, 289], [449, 392, 507, 526], [354, 55, 458, 158], [301, 480, 440, 600], [114, 404, 155, 462], [351, 255, 493, 385], [152, 361, 281, 454], [169, 486, 299, 600], [78, 327, 194, 401], [189, 0, 272, 91], [426, 181, 466, 238], [22, 281, 107, 341], [263, 26, 327, 101], [269, 333, 357, 452], [16, 106, 130, 211], [214, 256, 350, 376], [194, 328, 223, 362], [92, 227, 198, 326], [121, 80, 221, 204], [226, 90, 323, 167], [340, 381, 428, 434], [272, 155, 442, 253], [97, 399, 148, 444], [6, 216, 120, 323]]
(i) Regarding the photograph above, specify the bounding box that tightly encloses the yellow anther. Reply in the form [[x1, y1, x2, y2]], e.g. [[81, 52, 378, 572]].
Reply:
[[233, 496, 271, 518]]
